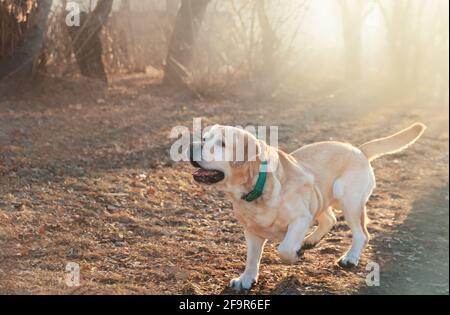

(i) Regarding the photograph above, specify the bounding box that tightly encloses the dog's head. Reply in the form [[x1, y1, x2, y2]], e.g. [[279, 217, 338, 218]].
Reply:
[[190, 125, 277, 192]]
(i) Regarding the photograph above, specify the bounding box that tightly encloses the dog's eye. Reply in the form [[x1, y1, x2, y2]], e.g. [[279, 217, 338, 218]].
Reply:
[[202, 133, 211, 142], [217, 140, 225, 148]]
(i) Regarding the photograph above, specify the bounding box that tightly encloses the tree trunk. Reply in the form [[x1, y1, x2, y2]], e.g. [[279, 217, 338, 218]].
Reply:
[[119, 0, 137, 71], [256, 0, 279, 98], [162, 0, 210, 87], [0, 0, 53, 81], [377, 0, 416, 91], [67, 0, 113, 83]]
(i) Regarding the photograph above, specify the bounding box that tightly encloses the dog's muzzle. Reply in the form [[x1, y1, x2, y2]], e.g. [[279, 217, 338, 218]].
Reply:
[[189, 142, 225, 185]]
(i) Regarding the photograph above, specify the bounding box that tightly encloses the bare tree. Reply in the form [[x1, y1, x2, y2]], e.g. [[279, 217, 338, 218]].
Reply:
[[255, 0, 279, 96], [376, 0, 426, 89], [338, 0, 372, 81], [119, 0, 137, 70], [67, 0, 113, 83], [0, 0, 53, 80], [163, 0, 210, 87]]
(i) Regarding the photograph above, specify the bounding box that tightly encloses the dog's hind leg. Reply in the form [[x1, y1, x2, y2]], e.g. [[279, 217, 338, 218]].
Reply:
[[334, 168, 374, 268], [338, 201, 370, 268], [303, 207, 337, 249]]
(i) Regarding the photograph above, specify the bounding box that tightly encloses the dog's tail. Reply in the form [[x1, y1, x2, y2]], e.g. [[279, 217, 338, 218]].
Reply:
[[359, 123, 427, 161]]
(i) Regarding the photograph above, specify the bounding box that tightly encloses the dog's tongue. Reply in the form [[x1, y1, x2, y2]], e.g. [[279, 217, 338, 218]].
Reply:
[[193, 169, 219, 177]]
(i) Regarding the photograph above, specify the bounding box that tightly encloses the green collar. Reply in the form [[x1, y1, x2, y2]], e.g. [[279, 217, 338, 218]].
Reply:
[[242, 161, 268, 202]]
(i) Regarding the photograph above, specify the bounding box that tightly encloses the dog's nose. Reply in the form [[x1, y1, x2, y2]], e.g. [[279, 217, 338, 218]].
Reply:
[[190, 142, 202, 168]]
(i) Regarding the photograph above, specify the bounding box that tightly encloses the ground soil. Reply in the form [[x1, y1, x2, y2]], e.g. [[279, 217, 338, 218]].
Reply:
[[0, 75, 448, 295]]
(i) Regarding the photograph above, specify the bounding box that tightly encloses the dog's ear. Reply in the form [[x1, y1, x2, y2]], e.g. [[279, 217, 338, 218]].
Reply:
[[230, 132, 261, 167], [260, 141, 279, 173]]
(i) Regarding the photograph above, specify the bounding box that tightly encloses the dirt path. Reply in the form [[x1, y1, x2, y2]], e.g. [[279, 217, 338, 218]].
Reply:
[[0, 75, 448, 294], [360, 184, 449, 295]]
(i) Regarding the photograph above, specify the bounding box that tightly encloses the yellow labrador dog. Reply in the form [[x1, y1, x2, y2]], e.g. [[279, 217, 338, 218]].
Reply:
[[190, 123, 426, 291]]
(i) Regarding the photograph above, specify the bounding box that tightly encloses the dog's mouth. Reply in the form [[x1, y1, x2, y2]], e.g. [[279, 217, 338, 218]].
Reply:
[[192, 168, 225, 185]]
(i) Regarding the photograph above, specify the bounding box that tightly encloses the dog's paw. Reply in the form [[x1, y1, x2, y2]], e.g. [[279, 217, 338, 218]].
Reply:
[[277, 244, 301, 264], [338, 254, 360, 269], [230, 275, 257, 292]]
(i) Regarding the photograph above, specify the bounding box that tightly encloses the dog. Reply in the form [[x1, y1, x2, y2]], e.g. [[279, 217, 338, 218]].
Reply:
[[190, 123, 426, 291]]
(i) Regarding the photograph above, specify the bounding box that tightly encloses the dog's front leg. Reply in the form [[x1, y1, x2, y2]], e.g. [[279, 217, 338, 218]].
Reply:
[[230, 230, 266, 292], [278, 214, 313, 264]]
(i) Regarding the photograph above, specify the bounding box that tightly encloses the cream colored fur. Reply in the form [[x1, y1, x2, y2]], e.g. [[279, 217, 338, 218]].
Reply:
[[194, 123, 426, 292]]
